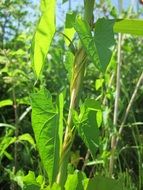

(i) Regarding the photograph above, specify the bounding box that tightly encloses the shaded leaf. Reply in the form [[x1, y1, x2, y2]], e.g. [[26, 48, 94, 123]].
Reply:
[[78, 110, 99, 159], [62, 0, 68, 3], [74, 16, 99, 69], [86, 176, 123, 190], [94, 18, 115, 72], [74, 17, 115, 72], [85, 99, 101, 111], [30, 88, 59, 185]]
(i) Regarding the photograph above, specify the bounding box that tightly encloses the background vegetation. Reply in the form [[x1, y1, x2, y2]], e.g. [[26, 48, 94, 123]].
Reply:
[[0, 0, 143, 189]]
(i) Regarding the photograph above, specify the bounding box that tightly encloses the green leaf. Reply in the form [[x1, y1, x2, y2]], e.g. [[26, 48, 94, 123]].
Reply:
[[86, 176, 123, 190], [95, 79, 104, 90], [85, 99, 101, 111], [74, 16, 99, 69], [74, 17, 115, 72], [62, 0, 68, 3], [65, 172, 84, 190], [45, 183, 61, 190], [30, 89, 60, 185], [114, 19, 143, 36], [65, 11, 76, 28], [94, 18, 115, 72], [22, 171, 40, 190], [31, 0, 56, 78], [64, 12, 76, 46], [0, 99, 13, 108], [78, 109, 99, 159], [18, 133, 36, 147], [0, 136, 16, 159]]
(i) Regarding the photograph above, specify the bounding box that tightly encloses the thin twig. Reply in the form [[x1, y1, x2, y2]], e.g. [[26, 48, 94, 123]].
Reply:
[[116, 71, 143, 145]]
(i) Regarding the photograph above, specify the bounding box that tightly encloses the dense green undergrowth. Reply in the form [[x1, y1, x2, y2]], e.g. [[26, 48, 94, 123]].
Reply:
[[1, 0, 143, 189]]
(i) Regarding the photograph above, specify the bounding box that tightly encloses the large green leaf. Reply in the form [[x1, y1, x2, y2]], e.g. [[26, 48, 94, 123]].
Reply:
[[114, 19, 143, 36], [74, 16, 99, 69], [30, 89, 60, 185], [86, 176, 123, 190], [74, 17, 115, 72], [31, 0, 56, 78]]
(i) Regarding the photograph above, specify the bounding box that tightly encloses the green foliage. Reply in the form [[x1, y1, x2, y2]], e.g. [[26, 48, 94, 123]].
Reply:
[[1, 0, 143, 189], [30, 89, 60, 185], [65, 172, 84, 190], [86, 176, 123, 190]]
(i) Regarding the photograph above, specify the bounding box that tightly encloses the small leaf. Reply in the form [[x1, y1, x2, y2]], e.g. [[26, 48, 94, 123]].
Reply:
[[0, 99, 13, 108], [96, 110, 102, 128], [22, 171, 40, 190], [18, 133, 36, 147], [65, 172, 84, 190], [0, 136, 16, 160], [85, 99, 101, 111], [95, 79, 104, 90], [31, 0, 56, 78], [78, 110, 99, 159], [30, 88, 60, 185]]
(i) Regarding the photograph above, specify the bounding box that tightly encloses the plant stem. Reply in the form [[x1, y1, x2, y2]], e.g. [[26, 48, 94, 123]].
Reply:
[[109, 33, 122, 177], [56, 48, 86, 188], [56, 1, 95, 187], [12, 88, 19, 174]]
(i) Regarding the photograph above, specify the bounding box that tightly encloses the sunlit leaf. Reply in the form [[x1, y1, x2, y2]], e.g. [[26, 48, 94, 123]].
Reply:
[[0, 99, 13, 108], [114, 19, 143, 36], [22, 171, 40, 190], [18, 133, 36, 147], [65, 172, 84, 190], [31, 0, 56, 78]]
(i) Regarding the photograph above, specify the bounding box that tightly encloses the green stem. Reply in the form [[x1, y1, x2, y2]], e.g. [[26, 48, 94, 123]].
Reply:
[[56, 1, 95, 188]]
